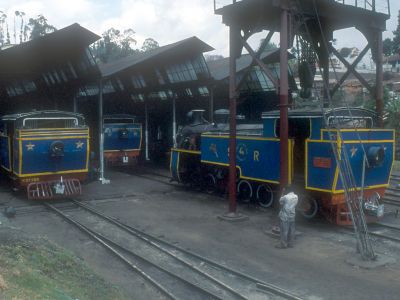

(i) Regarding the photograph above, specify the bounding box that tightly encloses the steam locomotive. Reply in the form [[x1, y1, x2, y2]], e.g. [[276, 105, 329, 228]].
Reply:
[[0, 111, 90, 200], [170, 108, 394, 225], [103, 114, 142, 167]]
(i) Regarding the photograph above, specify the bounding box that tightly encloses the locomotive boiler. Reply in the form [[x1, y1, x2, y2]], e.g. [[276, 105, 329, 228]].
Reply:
[[0, 110, 90, 200], [170, 108, 394, 225]]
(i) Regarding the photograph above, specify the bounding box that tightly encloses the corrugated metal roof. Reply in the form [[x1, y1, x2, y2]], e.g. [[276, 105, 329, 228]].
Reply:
[[206, 49, 287, 81], [0, 23, 100, 77], [99, 36, 214, 77]]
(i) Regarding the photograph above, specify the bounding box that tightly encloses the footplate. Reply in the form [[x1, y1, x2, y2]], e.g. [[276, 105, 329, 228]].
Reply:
[[27, 179, 82, 200]]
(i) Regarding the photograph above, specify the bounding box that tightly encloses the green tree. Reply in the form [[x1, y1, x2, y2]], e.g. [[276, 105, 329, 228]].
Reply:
[[383, 38, 393, 56], [392, 10, 400, 54], [24, 15, 56, 40], [362, 87, 399, 129], [257, 38, 278, 52], [0, 11, 7, 46], [141, 38, 159, 52], [384, 92, 400, 130], [91, 28, 139, 63]]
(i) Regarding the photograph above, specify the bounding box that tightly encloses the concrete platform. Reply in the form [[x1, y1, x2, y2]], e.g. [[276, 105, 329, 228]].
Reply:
[[346, 253, 396, 269], [218, 211, 249, 222]]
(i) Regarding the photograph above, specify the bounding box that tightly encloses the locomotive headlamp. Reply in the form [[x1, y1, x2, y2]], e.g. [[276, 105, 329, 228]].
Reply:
[[119, 128, 129, 139], [49, 141, 65, 158], [367, 146, 385, 167]]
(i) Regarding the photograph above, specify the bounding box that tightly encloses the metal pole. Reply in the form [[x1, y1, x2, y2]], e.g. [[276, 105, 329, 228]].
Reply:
[[228, 25, 238, 213], [73, 95, 77, 113], [172, 94, 177, 148], [279, 0, 289, 189], [322, 56, 330, 106], [376, 30, 384, 128], [98, 80, 107, 183], [99, 80, 103, 179], [145, 100, 150, 161], [209, 86, 214, 122]]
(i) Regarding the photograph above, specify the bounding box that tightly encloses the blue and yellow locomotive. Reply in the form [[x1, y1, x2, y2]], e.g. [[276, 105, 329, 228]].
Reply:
[[103, 114, 142, 166], [0, 111, 90, 200], [171, 108, 395, 225]]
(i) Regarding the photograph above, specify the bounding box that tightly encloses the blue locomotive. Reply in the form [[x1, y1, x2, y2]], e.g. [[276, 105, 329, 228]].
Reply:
[[0, 111, 90, 200], [170, 108, 395, 225], [103, 114, 142, 166]]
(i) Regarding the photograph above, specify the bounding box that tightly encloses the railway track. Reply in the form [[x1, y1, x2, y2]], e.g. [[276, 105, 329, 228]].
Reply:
[[383, 172, 400, 207], [368, 222, 400, 243], [44, 200, 302, 300]]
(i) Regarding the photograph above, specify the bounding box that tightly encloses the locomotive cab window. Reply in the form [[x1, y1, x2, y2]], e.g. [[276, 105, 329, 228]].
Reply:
[[327, 116, 373, 128], [23, 117, 79, 129], [104, 118, 135, 124]]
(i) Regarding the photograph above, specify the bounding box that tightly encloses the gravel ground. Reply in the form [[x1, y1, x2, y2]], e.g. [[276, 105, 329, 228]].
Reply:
[[0, 169, 399, 299]]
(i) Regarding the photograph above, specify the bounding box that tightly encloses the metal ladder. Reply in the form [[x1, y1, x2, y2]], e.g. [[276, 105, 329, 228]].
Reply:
[[329, 126, 376, 260], [291, 0, 377, 261]]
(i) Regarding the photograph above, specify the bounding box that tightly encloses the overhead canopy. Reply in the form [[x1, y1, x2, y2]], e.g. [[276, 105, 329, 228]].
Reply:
[[0, 23, 100, 78], [100, 36, 214, 78], [0, 23, 101, 112]]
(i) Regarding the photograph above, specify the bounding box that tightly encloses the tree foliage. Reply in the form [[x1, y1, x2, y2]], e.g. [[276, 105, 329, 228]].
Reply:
[[91, 28, 161, 63], [392, 10, 400, 55], [0, 11, 10, 46], [0, 12, 56, 45], [383, 38, 393, 56], [91, 28, 138, 63], [141, 38, 159, 52], [257, 39, 278, 52], [25, 15, 56, 40]]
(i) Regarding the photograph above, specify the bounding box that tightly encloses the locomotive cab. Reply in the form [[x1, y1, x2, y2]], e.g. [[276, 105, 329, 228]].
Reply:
[[0, 110, 90, 200], [263, 107, 394, 224], [103, 114, 142, 166]]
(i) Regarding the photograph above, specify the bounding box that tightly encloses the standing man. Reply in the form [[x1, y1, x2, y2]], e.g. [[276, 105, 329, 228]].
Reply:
[[276, 186, 298, 249]]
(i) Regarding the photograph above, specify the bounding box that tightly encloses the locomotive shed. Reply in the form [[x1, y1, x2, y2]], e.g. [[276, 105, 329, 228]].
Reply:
[[0, 167, 400, 299]]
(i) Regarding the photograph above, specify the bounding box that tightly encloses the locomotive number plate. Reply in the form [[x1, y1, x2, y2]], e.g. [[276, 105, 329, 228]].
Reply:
[[22, 177, 40, 183], [313, 157, 332, 168]]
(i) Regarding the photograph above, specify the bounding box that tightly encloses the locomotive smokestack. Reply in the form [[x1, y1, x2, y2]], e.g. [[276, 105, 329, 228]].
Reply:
[[214, 109, 229, 124]]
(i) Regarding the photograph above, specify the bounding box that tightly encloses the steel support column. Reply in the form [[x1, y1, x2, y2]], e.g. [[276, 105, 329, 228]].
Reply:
[[321, 55, 330, 105], [172, 95, 177, 147], [228, 25, 239, 213], [279, 0, 289, 189], [376, 30, 384, 128], [98, 80, 109, 184], [145, 100, 150, 160], [73, 95, 77, 113], [209, 86, 214, 122]]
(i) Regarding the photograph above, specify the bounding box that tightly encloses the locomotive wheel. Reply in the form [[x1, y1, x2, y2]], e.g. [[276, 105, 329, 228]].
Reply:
[[189, 171, 202, 190], [256, 184, 274, 208], [203, 173, 217, 194], [298, 196, 319, 219], [237, 180, 253, 203]]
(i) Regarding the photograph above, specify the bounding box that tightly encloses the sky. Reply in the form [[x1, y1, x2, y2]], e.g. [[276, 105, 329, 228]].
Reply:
[[0, 0, 399, 57]]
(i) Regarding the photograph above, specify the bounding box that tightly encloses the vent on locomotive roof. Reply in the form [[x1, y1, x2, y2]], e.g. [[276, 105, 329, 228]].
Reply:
[[187, 109, 207, 126], [214, 109, 229, 124]]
